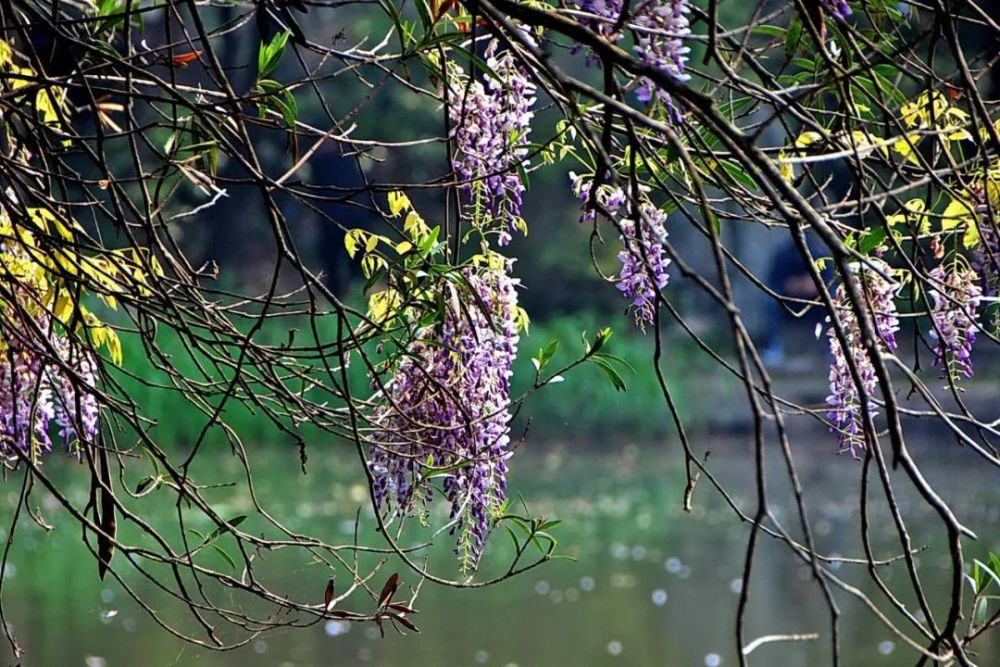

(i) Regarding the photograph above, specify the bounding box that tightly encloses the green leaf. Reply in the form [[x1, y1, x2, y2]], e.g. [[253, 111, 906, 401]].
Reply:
[[134, 476, 157, 495], [142, 447, 161, 476], [592, 352, 635, 373], [448, 44, 497, 83], [592, 357, 627, 392], [503, 525, 522, 555], [537, 340, 559, 369], [376, 0, 407, 50], [418, 225, 441, 255], [211, 544, 238, 571], [975, 559, 1000, 591], [974, 597, 989, 625], [859, 227, 887, 254], [706, 209, 721, 235], [752, 24, 786, 38], [205, 515, 248, 543], [589, 326, 613, 355], [791, 57, 815, 72], [719, 160, 758, 191], [507, 515, 532, 534], [784, 17, 803, 58], [718, 97, 753, 121], [258, 30, 291, 80], [413, 0, 433, 31]]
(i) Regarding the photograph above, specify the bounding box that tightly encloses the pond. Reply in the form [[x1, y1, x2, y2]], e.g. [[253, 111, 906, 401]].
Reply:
[[0, 436, 996, 666]]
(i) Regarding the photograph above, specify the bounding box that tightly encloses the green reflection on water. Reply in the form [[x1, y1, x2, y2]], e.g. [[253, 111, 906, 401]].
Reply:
[[0, 440, 996, 666]]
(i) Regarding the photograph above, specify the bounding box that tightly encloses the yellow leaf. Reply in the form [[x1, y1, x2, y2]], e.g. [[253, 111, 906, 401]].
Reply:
[[27, 207, 53, 232], [344, 229, 364, 259], [367, 288, 401, 324], [892, 135, 921, 164], [396, 240, 413, 255], [404, 211, 428, 240], [8, 65, 33, 92], [941, 197, 974, 230], [54, 292, 74, 323], [842, 130, 885, 157], [794, 131, 822, 150], [515, 306, 530, 334], [978, 119, 1000, 143], [963, 221, 981, 249], [361, 254, 385, 278], [150, 254, 164, 277], [778, 151, 793, 182], [35, 86, 66, 126], [104, 327, 122, 366], [388, 191, 411, 217]]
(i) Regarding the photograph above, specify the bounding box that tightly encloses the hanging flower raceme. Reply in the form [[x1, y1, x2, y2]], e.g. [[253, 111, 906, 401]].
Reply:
[[825, 261, 899, 457], [633, 0, 691, 118], [448, 41, 536, 246], [928, 264, 981, 380], [568, 172, 628, 224], [0, 215, 100, 462], [576, 0, 626, 41], [570, 0, 690, 119], [570, 174, 670, 328], [369, 263, 520, 570], [616, 205, 671, 328], [0, 330, 99, 462]]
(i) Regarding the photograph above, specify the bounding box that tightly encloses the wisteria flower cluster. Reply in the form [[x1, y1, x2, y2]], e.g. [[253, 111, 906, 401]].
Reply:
[[825, 261, 899, 457], [633, 0, 691, 118], [1, 218, 100, 462], [575, 0, 625, 41], [572, 0, 691, 118], [448, 41, 536, 246], [0, 335, 100, 461], [369, 263, 520, 569], [929, 264, 982, 380], [570, 174, 670, 328]]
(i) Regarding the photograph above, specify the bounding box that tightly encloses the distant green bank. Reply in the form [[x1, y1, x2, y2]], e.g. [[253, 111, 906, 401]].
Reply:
[[110, 311, 713, 450]]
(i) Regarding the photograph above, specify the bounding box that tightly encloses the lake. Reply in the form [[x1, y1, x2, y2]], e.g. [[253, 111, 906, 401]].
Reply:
[[0, 435, 996, 666]]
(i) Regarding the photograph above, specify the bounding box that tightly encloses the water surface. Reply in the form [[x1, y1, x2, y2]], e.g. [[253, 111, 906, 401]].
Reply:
[[0, 437, 996, 666]]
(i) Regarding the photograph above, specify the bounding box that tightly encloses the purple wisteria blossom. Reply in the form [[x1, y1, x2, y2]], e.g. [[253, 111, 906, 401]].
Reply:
[[634, 0, 691, 119], [572, 0, 691, 119], [575, 0, 625, 41], [51, 338, 100, 446], [569, 174, 670, 328], [568, 171, 628, 224], [616, 205, 671, 327], [448, 41, 536, 246], [821, 0, 853, 21], [825, 262, 899, 457], [929, 265, 982, 380], [1, 218, 100, 462], [0, 318, 99, 462], [369, 265, 520, 569]]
